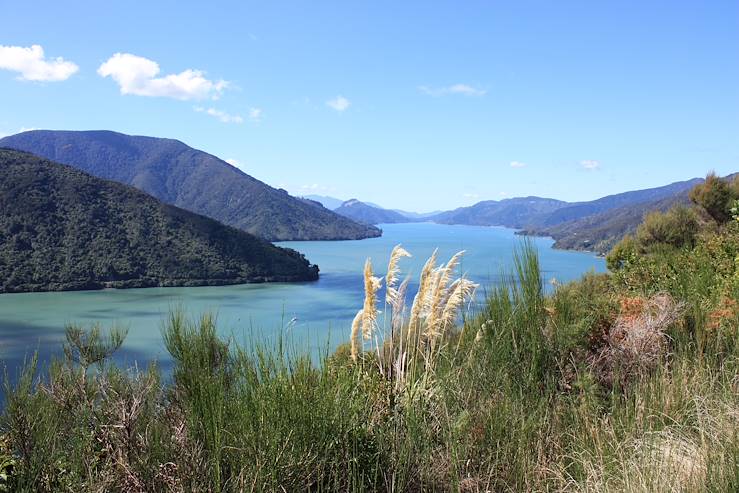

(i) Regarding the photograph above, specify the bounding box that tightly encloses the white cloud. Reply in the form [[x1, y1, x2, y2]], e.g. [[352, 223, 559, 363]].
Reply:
[[194, 106, 243, 124], [248, 107, 262, 122], [98, 53, 228, 100], [510, 161, 527, 168], [419, 83, 486, 97], [225, 158, 243, 168], [463, 193, 480, 199], [326, 95, 350, 112], [581, 159, 600, 170], [0, 44, 78, 81]]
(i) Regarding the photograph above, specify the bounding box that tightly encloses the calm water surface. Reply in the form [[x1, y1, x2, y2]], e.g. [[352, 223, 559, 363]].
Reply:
[[0, 223, 606, 374]]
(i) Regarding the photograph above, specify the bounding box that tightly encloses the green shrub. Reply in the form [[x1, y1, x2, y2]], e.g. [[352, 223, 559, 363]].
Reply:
[[635, 205, 699, 250], [690, 172, 735, 223]]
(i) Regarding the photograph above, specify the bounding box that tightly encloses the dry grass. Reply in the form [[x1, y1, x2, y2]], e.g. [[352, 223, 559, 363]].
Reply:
[[351, 246, 478, 371], [592, 293, 683, 386], [361, 258, 382, 340]]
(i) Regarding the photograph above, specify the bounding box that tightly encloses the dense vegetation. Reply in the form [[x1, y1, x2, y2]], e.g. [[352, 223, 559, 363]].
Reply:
[[0, 149, 319, 293], [334, 199, 411, 225], [0, 130, 381, 241], [0, 176, 737, 491]]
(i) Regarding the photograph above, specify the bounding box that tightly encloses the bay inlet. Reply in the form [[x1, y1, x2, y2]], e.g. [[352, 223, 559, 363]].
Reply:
[[0, 223, 606, 375]]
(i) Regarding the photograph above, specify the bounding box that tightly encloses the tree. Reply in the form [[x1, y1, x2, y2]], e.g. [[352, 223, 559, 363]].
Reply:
[[606, 234, 637, 271], [689, 173, 733, 223], [635, 206, 699, 250]]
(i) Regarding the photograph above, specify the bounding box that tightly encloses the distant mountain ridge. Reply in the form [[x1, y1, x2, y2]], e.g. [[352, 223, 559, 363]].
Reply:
[[303, 194, 440, 220], [431, 197, 568, 228], [0, 149, 319, 293], [517, 178, 716, 253], [334, 199, 411, 225], [526, 178, 704, 228], [0, 130, 380, 242], [521, 192, 695, 253], [295, 177, 722, 254], [425, 177, 727, 254]]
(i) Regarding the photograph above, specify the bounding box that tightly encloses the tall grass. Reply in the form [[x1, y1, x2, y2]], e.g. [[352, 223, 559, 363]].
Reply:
[[0, 239, 737, 492]]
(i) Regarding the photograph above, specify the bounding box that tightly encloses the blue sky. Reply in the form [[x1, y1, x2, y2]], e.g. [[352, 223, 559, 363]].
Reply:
[[1, 1, 737, 211]]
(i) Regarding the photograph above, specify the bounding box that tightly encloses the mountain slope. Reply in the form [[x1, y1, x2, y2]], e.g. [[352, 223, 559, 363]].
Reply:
[[525, 173, 738, 254], [334, 199, 410, 225], [523, 193, 694, 254], [427, 178, 712, 254], [431, 197, 568, 228], [0, 149, 319, 293], [528, 178, 704, 228], [0, 130, 380, 241]]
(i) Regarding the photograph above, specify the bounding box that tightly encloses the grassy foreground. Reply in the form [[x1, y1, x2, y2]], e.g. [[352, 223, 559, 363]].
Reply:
[[1, 178, 738, 492]]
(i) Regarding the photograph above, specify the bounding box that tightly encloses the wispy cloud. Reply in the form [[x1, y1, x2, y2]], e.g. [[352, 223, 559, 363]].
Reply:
[[419, 83, 486, 97], [581, 159, 600, 170], [510, 161, 527, 168], [194, 106, 243, 124], [225, 158, 242, 167], [326, 95, 350, 112], [98, 53, 228, 100], [0, 44, 78, 82], [248, 107, 262, 122], [463, 192, 480, 199]]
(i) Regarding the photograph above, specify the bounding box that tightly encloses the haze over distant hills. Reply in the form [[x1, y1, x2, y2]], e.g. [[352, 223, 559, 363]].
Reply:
[[0, 130, 380, 242], [302, 194, 345, 210], [304, 195, 442, 220], [0, 149, 319, 293], [334, 199, 411, 225]]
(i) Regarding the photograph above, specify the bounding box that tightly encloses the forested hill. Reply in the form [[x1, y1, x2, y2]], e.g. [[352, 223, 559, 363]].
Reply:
[[0, 149, 319, 293], [0, 130, 380, 241]]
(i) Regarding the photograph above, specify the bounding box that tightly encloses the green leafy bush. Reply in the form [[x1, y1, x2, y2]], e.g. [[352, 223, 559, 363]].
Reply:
[[689, 172, 736, 223]]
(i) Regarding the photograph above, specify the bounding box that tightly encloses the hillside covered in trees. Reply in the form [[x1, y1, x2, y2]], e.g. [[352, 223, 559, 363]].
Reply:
[[0, 130, 381, 241], [0, 149, 319, 293]]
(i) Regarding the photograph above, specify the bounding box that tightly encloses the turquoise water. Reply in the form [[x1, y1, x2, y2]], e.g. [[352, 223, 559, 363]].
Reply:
[[0, 223, 605, 374]]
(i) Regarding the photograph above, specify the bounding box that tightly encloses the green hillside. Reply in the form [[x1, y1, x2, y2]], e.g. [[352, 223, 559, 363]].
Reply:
[[0, 149, 319, 293], [0, 130, 380, 241]]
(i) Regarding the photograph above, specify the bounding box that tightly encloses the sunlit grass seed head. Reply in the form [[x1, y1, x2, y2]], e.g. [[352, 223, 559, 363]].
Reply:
[[361, 258, 382, 340]]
